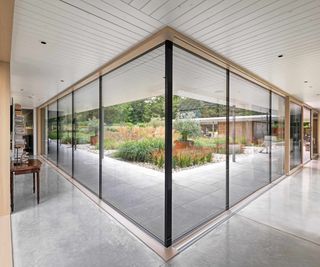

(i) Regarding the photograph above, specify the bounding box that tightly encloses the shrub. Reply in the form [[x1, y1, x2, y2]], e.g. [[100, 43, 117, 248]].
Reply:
[[115, 138, 164, 163], [152, 147, 213, 169], [49, 131, 57, 140], [174, 118, 201, 141], [61, 135, 72, 144], [104, 139, 122, 150], [87, 117, 99, 135]]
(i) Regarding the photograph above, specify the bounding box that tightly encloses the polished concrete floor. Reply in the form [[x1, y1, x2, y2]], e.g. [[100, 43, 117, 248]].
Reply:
[[11, 158, 320, 266], [47, 141, 284, 241]]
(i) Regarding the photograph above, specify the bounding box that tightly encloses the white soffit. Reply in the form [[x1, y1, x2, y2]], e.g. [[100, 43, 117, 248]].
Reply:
[[11, 0, 320, 109]]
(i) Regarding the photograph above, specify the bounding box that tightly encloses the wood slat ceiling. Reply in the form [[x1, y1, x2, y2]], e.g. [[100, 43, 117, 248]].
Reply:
[[11, 0, 320, 108]]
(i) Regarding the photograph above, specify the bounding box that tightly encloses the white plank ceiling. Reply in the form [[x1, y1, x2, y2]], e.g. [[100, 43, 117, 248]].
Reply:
[[11, 0, 320, 109]]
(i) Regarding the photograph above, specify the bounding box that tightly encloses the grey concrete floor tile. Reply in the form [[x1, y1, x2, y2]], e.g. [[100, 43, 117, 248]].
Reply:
[[164, 215, 320, 267]]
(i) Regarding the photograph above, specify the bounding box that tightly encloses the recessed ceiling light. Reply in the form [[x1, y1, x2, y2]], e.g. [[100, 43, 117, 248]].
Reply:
[[20, 88, 24, 91], [304, 81, 308, 83], [278, 54, 283, 58], [60, 80, 64, 82], [40, 41, 47, 45]]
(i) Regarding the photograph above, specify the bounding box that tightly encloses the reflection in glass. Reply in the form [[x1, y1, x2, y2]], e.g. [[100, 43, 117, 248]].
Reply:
[[47, 102, 58, 164], [172, 46, 226, 240], [229, 74, 270, 205], [313, 112, 318, 156], [74, 80, 100, 194], [58, 94, 73, 175], [41, 107, 48, 156], [290, 103, 302, 169], [102, 46, 165, 242], [271, 93, 285, 180], [303, 107, 311, 163]]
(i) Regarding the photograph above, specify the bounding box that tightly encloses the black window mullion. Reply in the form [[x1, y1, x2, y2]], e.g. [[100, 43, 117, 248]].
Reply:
[[99, 76, 104, 199], [164, 40, 173, 247], [56, 101, 59, 166], [72, 91, 75, 178], [226, 69, 230, 210], [269, 92, 272, 183]]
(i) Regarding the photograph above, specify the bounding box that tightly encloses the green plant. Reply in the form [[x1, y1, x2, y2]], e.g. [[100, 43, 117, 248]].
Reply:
[[87, 117, 99, 136], [194, 137, 226, 148], [151, 147, 213, 169], [174, 118, 201, 141], [115, 138, 164, 163], [48, 131, 57, 140]]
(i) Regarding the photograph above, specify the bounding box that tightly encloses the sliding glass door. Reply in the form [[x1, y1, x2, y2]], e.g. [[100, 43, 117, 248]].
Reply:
[[229, 74, 270, 205], [172, 46, 227, 240], [101, 46, 165, 242], [271, 93, 285, 180], [303, 107, 311, 163], [47, 102, 58, 164], [73, 80, 100, 194], [58, 94, 73, 175], [290, 103, 302, 170]]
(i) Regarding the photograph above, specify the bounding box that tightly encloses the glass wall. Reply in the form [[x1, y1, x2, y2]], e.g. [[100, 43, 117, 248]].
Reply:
[[303, 107, 311, 163], [313, 112, 318, 157], [58, 94, 73, 175], [229, 74, 270, 205], [41, 42, 298, 246], [290, 102, 302, 170], [40, 107, 48, 156], [74, 80, 100, 194], [101, 46, 165, 241], [47, 102, 58, 164], [271, 93, 285, 180], [172, 46, 226, 240]]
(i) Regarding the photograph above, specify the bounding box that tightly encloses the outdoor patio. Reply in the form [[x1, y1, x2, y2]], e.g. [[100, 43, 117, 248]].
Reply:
[[47, 141, 283, 241]]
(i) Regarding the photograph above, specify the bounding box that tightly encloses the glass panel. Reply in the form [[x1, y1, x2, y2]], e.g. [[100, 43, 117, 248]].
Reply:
[[313, 112, 318, 156], [41, 107, 48, 156], [74, 80, 99, 194], [47, 102, 58, 164], [172, 46, 226, 240], [303, 107, 311, 163], [58, 94, 73, 175], [271, 93, 285, 180], [102, 46, 165, 242], [229, 73, 270, 205], [290, 102, 302, 169]]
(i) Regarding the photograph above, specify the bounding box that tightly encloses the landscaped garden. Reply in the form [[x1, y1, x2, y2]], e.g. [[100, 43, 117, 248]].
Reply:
[[53, 95, 266, 170]]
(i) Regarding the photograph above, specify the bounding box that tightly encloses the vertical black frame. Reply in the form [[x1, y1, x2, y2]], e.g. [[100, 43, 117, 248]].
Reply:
[[99, 76, 103, 199], [56, 100, 59, 166], [226, 69, 230, 209], [269, 91, 272, 183], [72, 91, 75, 178], [164, 40, 173, 247]]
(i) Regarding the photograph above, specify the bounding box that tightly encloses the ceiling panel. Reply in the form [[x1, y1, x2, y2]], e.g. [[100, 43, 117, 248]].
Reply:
[[11, 0, 320, 109]]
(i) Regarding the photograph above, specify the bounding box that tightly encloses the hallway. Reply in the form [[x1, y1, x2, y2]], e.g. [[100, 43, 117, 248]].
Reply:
[[11, 159, 320, 266]]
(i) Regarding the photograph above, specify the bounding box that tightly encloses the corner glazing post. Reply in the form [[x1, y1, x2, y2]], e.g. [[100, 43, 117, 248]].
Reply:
[[164, 40, 173, 247]]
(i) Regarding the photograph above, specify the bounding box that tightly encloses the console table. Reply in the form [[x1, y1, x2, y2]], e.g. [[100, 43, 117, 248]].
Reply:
[[10, 159, 42, 211]]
